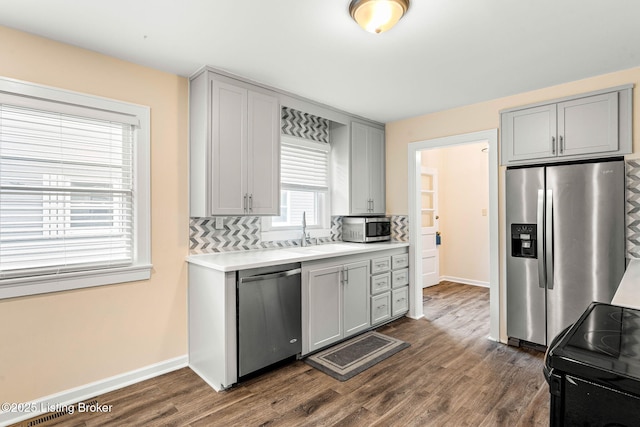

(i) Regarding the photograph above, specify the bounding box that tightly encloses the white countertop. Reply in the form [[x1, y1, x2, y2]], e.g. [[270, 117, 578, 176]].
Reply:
[[612, 259, 640, 310], [186, 241, 409, 272]]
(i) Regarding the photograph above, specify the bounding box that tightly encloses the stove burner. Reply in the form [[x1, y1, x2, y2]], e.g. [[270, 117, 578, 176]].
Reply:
[[578, 312, 640, 359], [580, 331, 640, 358], [608, 309, 640, 324]]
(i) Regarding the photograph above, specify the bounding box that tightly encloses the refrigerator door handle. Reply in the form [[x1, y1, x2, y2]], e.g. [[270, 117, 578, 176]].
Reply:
[[537, 189, 546, 289], [546, 189, 554, 290]]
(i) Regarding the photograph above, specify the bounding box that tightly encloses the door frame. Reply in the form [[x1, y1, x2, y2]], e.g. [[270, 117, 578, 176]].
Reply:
[[407, 129, 500, 342]]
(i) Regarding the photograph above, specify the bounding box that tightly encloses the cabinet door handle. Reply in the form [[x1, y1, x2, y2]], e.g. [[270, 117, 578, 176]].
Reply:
[[551, 136, 556, 155], [243, 194, 248, 212], [248, 194, 253, 213], [559, 135, 564, 154]]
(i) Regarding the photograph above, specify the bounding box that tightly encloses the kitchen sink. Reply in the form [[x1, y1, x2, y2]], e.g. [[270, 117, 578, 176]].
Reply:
[[282, 247, 327, 255], [310, 243, 357, 252], [282, 243, 358, 256]]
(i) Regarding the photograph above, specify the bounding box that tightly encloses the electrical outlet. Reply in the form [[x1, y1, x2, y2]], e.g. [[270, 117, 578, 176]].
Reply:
[[215, 217, 224, 229], [481, 209, 487, 217]]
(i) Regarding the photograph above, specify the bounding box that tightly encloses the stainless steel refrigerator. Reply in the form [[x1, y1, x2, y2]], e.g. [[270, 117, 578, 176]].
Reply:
[[506, 159, 626, 347]]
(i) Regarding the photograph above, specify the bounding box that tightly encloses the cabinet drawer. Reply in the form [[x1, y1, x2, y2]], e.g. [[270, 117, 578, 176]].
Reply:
[[392, 287, 409, 316], [392, 253, 409, 269], [371, 256, 391, 274], [392, 268, 409, 288], [371, 272, 391, 295], [371, 292, 391, 325]]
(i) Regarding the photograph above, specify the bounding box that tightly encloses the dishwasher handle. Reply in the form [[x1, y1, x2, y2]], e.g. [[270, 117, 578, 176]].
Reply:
[[239, 268, 301, 284]]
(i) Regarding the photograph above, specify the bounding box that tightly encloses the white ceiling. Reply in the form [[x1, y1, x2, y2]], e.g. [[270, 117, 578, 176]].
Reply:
[[1, 0, 640, 123]]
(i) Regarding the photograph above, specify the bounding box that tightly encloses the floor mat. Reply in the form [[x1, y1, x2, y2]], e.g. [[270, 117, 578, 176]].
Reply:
[[304, 331, 410, 381]]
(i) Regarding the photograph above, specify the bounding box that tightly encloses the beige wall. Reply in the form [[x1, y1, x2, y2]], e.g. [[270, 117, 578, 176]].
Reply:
[[422, 143, 489, 284], [0, 26, 189, 403], [386, 66, 640, 215]]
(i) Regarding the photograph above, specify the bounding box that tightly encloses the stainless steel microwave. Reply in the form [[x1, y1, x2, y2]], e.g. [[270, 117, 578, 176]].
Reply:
[[342, 217, 391, 243]]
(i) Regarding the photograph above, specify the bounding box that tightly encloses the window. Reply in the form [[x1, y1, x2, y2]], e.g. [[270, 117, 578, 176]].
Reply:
[[0, 77, 151, 299], [262, 135, 330, 240]]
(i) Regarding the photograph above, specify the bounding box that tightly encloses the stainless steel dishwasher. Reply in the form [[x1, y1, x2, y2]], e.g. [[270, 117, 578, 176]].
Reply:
[[237, 263, 302, 377]]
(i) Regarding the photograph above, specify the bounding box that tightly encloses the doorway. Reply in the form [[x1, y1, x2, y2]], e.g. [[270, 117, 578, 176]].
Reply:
[[421, 142, 490, 288], [407, 130, 499, 341]]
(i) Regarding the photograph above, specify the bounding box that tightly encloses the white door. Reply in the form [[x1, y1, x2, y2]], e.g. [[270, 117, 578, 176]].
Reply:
[[420, 167, 439, 287]]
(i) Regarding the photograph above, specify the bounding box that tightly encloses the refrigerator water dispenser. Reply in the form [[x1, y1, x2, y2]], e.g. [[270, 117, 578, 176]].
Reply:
[[511, 223, 537, 258]]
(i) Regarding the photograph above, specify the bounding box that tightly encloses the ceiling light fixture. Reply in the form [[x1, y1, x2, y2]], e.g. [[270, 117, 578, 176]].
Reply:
[[349, 0, 410, 34]]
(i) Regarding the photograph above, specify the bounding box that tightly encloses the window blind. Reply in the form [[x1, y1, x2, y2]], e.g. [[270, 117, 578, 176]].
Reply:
[[0, 103, 134, 279], [280, 142, 329, 191]]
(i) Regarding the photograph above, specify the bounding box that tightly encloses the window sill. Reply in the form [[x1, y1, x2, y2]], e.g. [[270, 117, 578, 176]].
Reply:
[[0, 264, 152, 300]]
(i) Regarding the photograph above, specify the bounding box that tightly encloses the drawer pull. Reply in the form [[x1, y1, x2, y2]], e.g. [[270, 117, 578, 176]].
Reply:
[[377, 304, 387, 309]]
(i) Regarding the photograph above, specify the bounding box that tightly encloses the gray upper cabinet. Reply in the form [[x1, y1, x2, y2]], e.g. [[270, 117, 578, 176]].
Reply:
[[557, 93, 619, 157], [332, 121, 386, 216], [502, 104, 557, 163], [351, 122, 385, 215], [501, 85, 632, 165], [190, 68, 280, 217]]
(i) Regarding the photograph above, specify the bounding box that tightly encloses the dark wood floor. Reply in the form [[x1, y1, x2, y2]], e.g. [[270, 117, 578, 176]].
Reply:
[[15, 281, 549, 426]]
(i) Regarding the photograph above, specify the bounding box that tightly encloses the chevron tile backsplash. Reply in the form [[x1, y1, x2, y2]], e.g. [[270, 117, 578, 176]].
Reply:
[[189, 215, 408, 253], [392, 215, 409, 242], [190, 216, 338, 254], [626, 160, 640, 259], [281, 107, 329, 143]]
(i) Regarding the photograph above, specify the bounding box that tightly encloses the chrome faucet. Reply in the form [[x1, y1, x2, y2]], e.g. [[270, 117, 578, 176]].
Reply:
[[301, 211, 308, 247], [301, 212, 317, 247]]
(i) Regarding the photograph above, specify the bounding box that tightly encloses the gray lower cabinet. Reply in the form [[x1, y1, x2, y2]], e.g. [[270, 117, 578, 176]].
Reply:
[[304, 259, 370, 354], [500, 85, 632, 165], [391, 287, 409, 317], [371, 252, 409, 326], [371, 292, 392, 324]]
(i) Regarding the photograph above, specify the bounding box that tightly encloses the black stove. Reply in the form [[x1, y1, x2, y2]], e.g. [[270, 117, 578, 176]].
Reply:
[[544, 302, 640, 426]]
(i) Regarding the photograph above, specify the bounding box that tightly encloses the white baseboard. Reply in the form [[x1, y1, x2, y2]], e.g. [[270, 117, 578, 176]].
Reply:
[[0, 355, 188, 427], [439, 275, 489, 288]]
